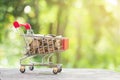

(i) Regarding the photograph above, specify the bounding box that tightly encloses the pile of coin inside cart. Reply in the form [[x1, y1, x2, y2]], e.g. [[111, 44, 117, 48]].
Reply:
[[26, 35, 68, 55]]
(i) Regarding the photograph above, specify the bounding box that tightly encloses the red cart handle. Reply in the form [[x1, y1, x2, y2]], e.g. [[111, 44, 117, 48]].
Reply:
[[13, 21, 31, 30]]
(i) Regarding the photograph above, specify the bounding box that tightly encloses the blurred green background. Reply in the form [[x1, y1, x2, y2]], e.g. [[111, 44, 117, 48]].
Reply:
[[0, 0, 120, 71]]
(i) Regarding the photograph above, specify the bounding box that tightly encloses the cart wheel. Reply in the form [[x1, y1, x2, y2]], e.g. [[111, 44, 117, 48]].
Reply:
[[58, 68, 62, 73], [29, 66, 34, 71], [20, 66, 25, 73], [57, 65, 62, 73], [53, 67, 58, 74]]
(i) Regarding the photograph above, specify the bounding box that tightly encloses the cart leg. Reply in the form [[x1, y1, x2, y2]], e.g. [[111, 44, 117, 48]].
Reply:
[[41, 54, 48, 63], [47, 53, 53, 64], [20, 55, 29, 64], [19, 55, 29, 73]]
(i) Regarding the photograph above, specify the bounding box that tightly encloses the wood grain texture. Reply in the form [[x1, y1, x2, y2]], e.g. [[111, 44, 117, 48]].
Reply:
[[0, 68, 120, 80]]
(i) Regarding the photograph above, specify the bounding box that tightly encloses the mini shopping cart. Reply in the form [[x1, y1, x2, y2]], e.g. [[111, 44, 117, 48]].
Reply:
[[13, 21, 69, 74]]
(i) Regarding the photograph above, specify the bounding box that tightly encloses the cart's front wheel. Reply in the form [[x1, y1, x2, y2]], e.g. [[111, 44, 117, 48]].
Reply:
[[53, 67, 58, 74], [20, 66, 25, 73], [57, 65, 62, 73], [58, 68, 62, 73], [29, 66, 34, 71]]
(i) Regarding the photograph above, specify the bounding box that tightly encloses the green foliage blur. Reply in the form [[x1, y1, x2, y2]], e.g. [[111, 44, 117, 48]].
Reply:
[[0, 0, 120, 71]]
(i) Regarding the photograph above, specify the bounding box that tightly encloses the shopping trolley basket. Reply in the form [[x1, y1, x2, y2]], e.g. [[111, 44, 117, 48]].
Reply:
[[13, 21, 69, 74]]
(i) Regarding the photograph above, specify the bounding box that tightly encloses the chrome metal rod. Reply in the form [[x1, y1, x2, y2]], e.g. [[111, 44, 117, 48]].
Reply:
[[20, 55, 29, 64], [47, 53, 54, 63]]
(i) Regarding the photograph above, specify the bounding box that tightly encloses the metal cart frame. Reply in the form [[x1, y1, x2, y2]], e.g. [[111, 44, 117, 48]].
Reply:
[[13, 21, 64, 74]]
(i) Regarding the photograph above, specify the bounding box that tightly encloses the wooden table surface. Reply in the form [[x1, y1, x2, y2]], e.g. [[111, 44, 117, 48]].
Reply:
[[0, 68, 120, 80]]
